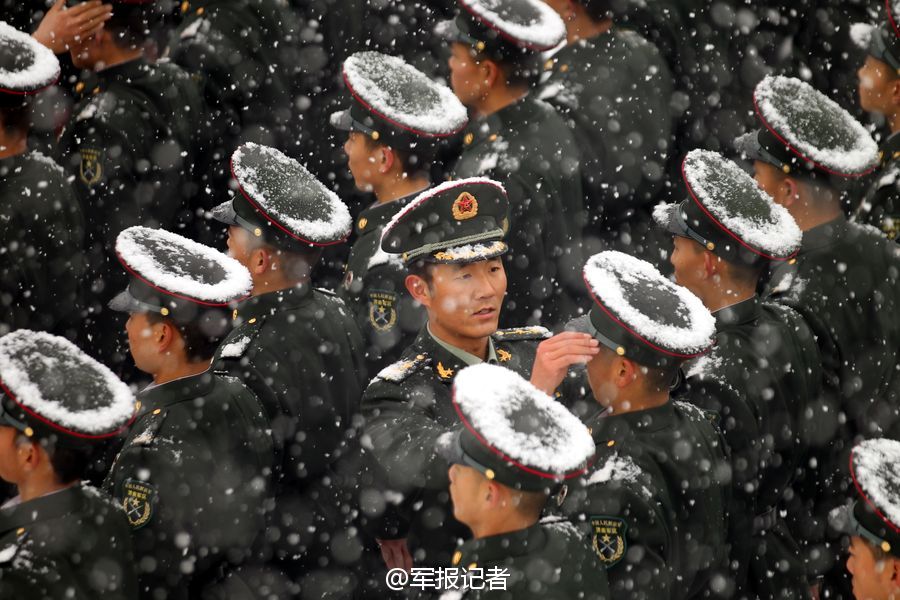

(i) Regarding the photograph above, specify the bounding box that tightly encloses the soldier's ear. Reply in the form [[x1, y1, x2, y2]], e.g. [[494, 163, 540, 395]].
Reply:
[[615, 357, 638, 389], [405, 274, 431, 307], [891, 78, 900, 108], [481, 59, 501, 89], [250, 247, 271, 276], [702, 251, 718, 280]]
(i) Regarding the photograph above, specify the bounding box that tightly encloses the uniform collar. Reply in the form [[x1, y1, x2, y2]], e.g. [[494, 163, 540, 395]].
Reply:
[[426, 323, 497, 367], [452, 522, 547, 568], [461, 96, 540, 147], [0, 484, 86, 535], [355, 190, 423, 236], [137, 370, 216, 416], [800, 215, 849, 253], [880, 131, 900, 165], [77, 58, 149, 99], [713, 295, 760, 328], [233, 283, 314, 321], [586, 401, 676, 445]]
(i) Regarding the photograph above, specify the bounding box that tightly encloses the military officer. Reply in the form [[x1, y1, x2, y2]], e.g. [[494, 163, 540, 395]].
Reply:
[[540, 0, 675, 267], [737, 74, 900, 594], [853, 16, 900, 240], [57, 0, 207, 368], [210, 143, 369, 595], [656, 149, 823, 598], [830, 438, 900, 600], [332, 50, 468, 373], [533, 251, 731, 600], [361, 178, 583, 569], [101, 226, 275, 599], [438, 363, 608, 599], [0, 329, 138, 600], [440, 0, 586, 328], [0, 23, 84, 341]]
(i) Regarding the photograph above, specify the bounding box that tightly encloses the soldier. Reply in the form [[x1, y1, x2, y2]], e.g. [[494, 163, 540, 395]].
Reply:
[[439, 0, 586, 328], [737, 74, 900, 593], [852, 15, 900, 240], [210, 143, 369, 596], [0, 329, 137, 599], [655, 149, 823, 598], [0, 23, 84, 341], [361, 178, 581, 569], [540, 0, 675, 267], [437, 363, 608, 599], [830, 438, 900, 600], [332, 50, 468, 373], [102, 226, 275, 599], [57, 0, 206, 368], [532, 251, 731, 600]]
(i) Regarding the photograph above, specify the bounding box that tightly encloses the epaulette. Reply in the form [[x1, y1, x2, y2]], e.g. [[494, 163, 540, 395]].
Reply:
[[315, 287, 338, 297], [492, 326, 552, 342], [125, 408, 168, 448], [374, 353, 430, 384], [215, 315, 266, 361]]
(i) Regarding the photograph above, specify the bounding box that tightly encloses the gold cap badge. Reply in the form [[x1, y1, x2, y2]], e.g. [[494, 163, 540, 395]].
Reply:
[[452, 192, 478, 221]]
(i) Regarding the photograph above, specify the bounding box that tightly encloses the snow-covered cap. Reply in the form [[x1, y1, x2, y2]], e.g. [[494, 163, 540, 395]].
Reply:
[[109, 226, 252, 324], [830, 438, 900, 558], [852, 20, 900, 74], [438, 363, 595, 492], [437, 0, 566, 59], [212, 143, 352, 249], [0, 21, 60, 106], [735, 75, 879, 180], [653, 150, 802, 267], [0, 330, 135, 446], [331, 51, 468, 152], [577, 251, 716, 368], [381, 178, 510, 265]]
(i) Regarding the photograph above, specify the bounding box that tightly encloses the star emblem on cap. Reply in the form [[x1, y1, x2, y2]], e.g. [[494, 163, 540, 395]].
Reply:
[[452, 192, 478, 221]]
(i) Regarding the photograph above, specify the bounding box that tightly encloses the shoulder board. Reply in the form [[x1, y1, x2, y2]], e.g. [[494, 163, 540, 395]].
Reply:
[[315, 287, 338, 297], [374, 353, 430, 384], [673, 400, 720, 428], [125, 409, 167, 448], [215, 316, 265, 361], [492, 326, 552, 342]]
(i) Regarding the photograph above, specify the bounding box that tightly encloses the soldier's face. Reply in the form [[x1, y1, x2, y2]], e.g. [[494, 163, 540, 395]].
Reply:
[[752, 161, 788, 205], [419, 259, 506, 340], [125, 312, 161, 376], [448, 463, 488, 530], [343, 132, 379, 192], [449, 43, 487, 107], [857, 56, 898, 115], [670, 236, 708, 298], [0, 426, 32, 485], [846, 536, 899, 600], [68, 31, 103, 70]]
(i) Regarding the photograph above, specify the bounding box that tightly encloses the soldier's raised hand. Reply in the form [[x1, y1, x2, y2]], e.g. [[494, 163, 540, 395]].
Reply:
[[530, 332, 599, 395], [33, 0, 113, 54]]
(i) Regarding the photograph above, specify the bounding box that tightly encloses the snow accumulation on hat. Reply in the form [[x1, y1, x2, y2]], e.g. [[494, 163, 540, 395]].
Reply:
[[0, 21, 60, 93], [116, 226, 252, 305], [852, 438, 900, 533], [0, 330, 134, 438], [231, 142, 352, 245], [680, 149, 802, 259], [342, 51, 468, 137], [583, 251, 716, 357], [453, 363, 595, 475], [753, 75, 879, 176], [458, 0, 566, 51]]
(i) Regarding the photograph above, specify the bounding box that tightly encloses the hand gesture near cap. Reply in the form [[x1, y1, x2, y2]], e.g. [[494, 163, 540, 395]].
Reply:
[[530, 332, 599, 396], [33, 0, 113, 54], [376, 538, 413, 572]]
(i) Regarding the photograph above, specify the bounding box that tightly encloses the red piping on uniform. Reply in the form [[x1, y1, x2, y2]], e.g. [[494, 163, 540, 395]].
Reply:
[[229, 159, 349, 247], [457, 0, 558, 52], [451, 390, 593, 481], [116, 252, 251, 307], [680, 156, 799, 262], [0, 379, 136, 440], [751, 93, 878, 179], [341, 71, 467, 139], [582, 274, 713, 360], [849, 447, 900, 535]]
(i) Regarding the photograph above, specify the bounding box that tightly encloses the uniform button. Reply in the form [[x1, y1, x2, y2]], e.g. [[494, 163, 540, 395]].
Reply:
[[468, 562, 478, 570], [16, 528, 24, 535], [544, 58, 554, 71], [153, 409, 162, 415], [452, 550, 462, 565], [488, 134, 498, 142], [181, 0, 189, 12], [75, 82, 85, 93], [560, 64, 569, 72], [464, 133, 474, 145], [416, 354, 425, 360], [196, 6, 204, 14], [248, 318, 257, 324], [232, 309, 238, 320], [358, 217, 368, 230], [607, 440, 615, 447], [92, 86, 101, 95]]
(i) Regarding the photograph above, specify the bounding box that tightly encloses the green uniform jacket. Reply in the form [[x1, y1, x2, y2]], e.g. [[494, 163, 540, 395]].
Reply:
[[539, 27, 674, 263], [854, 132, 900, 241], [764, 215, 900, 580], [681, 296, 822, 598], [558, 401, 731, 600], [448, 519, 609, 600], [339, 194, 426, 375], [211, 285, 368, 571], [103, 371, 273, 600], [360, 325, 550, 566], [0, 151, 85, 339], [450, 97, 585, 328], [0, 484, 138, 600]]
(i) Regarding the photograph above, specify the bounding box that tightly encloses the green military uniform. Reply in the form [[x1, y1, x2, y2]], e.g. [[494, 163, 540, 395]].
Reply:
[[332, 51, 468, 373], [440, 0, 586, 328], [0, 25, 83, 340], [210, 144, 368, 587], [656, 149, 821, 597], [437, 362, 607, 599], [540, 24, 675, 266], [0, 329, 138, 600]]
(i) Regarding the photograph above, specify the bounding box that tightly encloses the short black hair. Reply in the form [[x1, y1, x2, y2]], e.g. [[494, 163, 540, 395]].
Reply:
[[0, 102, 31, 136], [642, 363, 679, 392], [363, 136, 435, 179], [47, 443, 91, 484], [106, 3, 165, 47], [407, 259, 436, 286], [146, 311, 227, 362], [473, 48, 543, 89], [580, 0, 612, 22]]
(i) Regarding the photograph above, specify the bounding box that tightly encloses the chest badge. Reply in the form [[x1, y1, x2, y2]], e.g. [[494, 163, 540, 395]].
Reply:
[[79, 148, 103, 187], [591, 516, 627, 566], [122, 479, 157, 529]]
